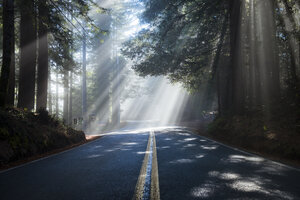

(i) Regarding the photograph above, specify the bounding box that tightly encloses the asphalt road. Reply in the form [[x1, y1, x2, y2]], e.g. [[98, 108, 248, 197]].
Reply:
[[0, 126, 299, 200]]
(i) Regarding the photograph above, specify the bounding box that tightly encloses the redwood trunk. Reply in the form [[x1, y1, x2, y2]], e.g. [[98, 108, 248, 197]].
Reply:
[[63, 70, 69, 124], [229, 0, 242, 114], [36, 0, 49, 110], [18, 0, 37, 110], [0, 0, 14, 107]]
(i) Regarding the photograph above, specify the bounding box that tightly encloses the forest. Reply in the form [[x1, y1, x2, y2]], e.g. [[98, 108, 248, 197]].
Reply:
[[0, 0, 300, 199], [0, 0, 299, 170], [122, 0, 300, 164]]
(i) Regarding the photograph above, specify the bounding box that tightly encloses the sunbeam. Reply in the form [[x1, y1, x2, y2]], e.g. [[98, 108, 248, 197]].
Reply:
[[121, 76, 189, 127]]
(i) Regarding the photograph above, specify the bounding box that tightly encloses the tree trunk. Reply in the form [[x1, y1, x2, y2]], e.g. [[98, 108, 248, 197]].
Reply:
[[281, 0, 299, 85], [203, 12, 228, 112], [229, 0, 242, 114], [48, 73, 52, 115], [36, 0, 49, 111], [7, 6, 15, 107], [55, 72, 59, 117], [275, 0, 298, 89], [63, 70, 69, 124], [68, 71, 73, 126], [217, 55, 231, 116], [18, 0, 37, 110], [82, 32, 87, 130], [0, 0, 14, 107], [111, 57, 121, 125], [268, 0, 280, 99]]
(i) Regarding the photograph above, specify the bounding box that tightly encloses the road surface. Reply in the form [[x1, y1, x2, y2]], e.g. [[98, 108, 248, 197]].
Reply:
[[0, 126, 299, 199]]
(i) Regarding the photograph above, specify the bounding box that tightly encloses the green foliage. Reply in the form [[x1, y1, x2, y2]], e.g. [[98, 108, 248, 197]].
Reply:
[[122, 0, 229, 91], [37, 0, 105, 73]]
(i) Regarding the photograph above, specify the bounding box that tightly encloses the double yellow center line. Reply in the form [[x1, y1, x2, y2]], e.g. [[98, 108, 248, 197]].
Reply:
[[132, 130, 160, 200]]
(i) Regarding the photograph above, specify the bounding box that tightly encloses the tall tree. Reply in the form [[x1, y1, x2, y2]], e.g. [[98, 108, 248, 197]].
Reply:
[[122, 0, 231, 114], [82, 32, 87, 129], [123, 0, 288, 117], [36, 0, 49, 110], [68, 71, 73, 126], [7, 0, 15, 106], [48, 74, 52, 114], [280, 0, 299, 87], [55, 72, 59, 117], [17, 0, 37, 110], [63, 70, 69, 124], [0, 0, 14, 107], [229, 0, 244, 114]]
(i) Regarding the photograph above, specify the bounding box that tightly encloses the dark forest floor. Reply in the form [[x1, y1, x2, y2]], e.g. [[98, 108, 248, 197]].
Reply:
[[181, 113, 300, 168], [0, 107, 87, 170]]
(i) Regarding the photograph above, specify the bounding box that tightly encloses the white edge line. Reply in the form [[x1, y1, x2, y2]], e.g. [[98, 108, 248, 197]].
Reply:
[[0, 135, 105, 174], [181, 127, 300, 172]]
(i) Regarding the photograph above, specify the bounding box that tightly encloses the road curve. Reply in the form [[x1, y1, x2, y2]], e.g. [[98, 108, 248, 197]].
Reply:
[[0, 126, 299, 200]]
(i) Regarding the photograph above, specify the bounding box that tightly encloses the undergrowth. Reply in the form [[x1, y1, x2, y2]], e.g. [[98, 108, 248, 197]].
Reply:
[[207, 104, 300, 164], [0, 107, 86, 166]]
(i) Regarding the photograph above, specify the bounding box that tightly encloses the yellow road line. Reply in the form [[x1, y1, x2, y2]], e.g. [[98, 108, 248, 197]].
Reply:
[[132, 133, 151, 200], [151, 130, 160, 200], [133, 131, 160, 200]]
